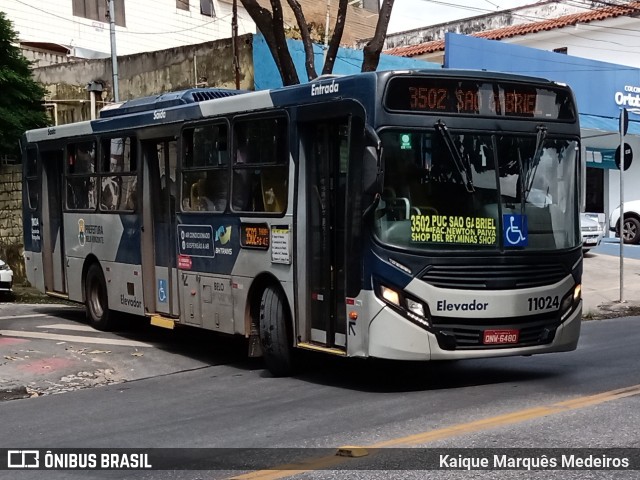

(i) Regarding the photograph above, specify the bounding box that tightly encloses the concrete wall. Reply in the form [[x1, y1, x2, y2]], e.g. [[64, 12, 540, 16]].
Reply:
[[34, 34, 255, 123], [0, 165, 25, 282]]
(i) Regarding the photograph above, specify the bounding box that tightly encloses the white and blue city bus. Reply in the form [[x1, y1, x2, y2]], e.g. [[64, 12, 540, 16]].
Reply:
[[22, 69, 583, 376]]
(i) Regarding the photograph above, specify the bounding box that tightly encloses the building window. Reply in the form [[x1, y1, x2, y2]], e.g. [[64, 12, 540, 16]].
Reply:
[[72, 0, 126, 27], [177, 0, 189, 11], [553, 47, 568, 54], [200, 0, 215, 17]]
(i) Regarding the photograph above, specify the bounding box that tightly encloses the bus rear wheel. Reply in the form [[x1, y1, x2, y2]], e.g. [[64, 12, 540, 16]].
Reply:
[[259, 286, 293, 377], [85, 263, 113, 331]]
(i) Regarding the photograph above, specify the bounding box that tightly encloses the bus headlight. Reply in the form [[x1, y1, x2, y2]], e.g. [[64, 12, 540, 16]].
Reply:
[[377, 283, 431, 329], [406, 298, 425, 318], [560, 284, 581, 322], [380, 285, 401, 307]]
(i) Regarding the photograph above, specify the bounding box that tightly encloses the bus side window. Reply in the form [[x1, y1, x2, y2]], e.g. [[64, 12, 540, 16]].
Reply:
[[66, 141, 97, 210], [182, 123, 229, 212], [261, 168, 287, 213], [232, 116, 288, 214], [100, 137, 137, 212], [232, 138, 253, 211]]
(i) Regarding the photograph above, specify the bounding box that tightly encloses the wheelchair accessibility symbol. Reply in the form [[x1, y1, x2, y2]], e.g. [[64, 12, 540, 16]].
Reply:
[[158, 279, 168, 303], [503, 214, 528, 247]]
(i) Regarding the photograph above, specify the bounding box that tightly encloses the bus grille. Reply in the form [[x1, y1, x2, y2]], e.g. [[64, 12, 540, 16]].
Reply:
[[432, 315, 560, 350], [421, 264, 567, 290]]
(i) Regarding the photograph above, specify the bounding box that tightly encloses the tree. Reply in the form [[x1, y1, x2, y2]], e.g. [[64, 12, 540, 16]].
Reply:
[[240, 0, 395, 86], [0, 12, 48, 158]]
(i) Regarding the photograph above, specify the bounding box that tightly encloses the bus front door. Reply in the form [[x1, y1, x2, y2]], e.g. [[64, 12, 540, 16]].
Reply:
[[140, 139, 178, 317], [302, 117, 352, 350], [41, 149, 67, 295]]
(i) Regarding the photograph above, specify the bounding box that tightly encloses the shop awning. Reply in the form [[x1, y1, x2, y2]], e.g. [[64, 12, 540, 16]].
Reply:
[[580, 114, 640, 135]]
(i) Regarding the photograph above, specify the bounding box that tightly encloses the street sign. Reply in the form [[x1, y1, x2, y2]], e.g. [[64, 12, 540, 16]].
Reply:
[[615, 143, 633, 171], [620, 108, 629, 136]]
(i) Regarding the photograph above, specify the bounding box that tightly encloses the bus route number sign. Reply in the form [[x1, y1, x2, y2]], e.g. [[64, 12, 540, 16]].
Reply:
[[385, 77, 575, 120], [241, 223, 270, 250]]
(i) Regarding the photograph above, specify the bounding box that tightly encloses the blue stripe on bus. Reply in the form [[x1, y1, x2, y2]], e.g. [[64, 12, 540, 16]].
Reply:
[[175, 215, 241, 275], [115, 215, 142, 265]]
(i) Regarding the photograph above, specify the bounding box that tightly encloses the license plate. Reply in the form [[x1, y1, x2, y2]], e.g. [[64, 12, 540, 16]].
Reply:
[[483, 329, 519, 345]]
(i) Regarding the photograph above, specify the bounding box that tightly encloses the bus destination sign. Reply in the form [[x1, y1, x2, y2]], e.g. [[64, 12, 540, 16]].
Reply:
[[240, 223, 270, 250], [385, 77, 574, 120]]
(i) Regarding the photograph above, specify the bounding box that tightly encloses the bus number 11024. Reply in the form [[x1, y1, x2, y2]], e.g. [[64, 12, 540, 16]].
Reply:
[[527, 295, 560, 312]]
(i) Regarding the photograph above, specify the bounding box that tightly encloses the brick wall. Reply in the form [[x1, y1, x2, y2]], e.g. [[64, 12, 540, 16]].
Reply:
[[0, 164, 25, 282]]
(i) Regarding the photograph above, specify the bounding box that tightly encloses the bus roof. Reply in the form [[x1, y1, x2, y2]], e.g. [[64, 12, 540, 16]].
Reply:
[[24, 69, 570, 144], [99, 88, 249, 118]]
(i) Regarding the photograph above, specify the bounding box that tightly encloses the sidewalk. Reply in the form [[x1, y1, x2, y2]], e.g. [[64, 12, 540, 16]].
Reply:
[[582, 251, 640, 318]]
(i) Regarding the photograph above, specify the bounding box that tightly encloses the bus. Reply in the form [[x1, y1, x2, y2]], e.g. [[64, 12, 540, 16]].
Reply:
[[21, 69, 583, 376]]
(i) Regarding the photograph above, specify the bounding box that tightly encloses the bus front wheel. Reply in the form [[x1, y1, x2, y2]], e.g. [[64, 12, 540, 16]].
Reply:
[[259, 286, 293, 377], [85, 263, 113, 331]]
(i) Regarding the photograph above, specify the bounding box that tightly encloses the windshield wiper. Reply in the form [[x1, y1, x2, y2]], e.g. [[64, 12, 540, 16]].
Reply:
[[523, 124, 547, 201], [435, 120, 475, 193]]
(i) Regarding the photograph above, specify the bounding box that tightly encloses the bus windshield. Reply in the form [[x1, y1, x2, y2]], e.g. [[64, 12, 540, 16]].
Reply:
[[374, 129, 579, 251]]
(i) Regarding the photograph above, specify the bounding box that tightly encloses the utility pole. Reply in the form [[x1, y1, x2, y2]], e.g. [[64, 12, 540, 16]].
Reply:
[[232, 0, 240, 90], [323, 0, 331, 63], [108, 0, 120, 102]]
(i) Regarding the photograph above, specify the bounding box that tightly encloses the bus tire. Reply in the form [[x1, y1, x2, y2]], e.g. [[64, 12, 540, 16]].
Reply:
[[259, 286, 293, 377], [85, 263, 113, 331]]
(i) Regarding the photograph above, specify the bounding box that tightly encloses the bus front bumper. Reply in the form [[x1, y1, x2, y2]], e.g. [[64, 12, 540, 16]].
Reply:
[[367, 300, 582, 361]]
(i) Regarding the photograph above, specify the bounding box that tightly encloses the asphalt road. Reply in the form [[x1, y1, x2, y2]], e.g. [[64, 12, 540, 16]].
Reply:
[[1, 303, 640, 479]]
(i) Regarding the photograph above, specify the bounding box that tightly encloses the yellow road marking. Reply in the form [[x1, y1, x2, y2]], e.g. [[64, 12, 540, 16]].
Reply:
[[228, 383, 640, 480]]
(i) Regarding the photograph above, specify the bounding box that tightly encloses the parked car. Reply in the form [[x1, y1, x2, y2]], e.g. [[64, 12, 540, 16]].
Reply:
[[0, 258, 13, 292], [609, 200, 640, 244], [581, 213, 603, 253]]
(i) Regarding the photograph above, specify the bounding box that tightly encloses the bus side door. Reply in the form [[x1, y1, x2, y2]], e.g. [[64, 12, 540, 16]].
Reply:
[[40, 148, 67, 295], [140, 138, 179, 317], [297, 105, 365, 350]]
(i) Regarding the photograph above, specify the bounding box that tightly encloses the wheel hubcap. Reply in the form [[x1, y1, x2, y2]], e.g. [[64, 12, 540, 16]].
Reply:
[[624, 221, 637, 242], [89, 282, 104, 318]]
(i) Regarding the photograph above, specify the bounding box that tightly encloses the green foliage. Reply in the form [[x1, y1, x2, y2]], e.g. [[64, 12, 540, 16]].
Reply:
[[0, 12, 48, 157]]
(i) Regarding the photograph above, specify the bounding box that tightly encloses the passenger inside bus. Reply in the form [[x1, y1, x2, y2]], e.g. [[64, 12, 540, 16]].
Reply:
[[190, 171, 227, 211], [232, 138, 253, 211]]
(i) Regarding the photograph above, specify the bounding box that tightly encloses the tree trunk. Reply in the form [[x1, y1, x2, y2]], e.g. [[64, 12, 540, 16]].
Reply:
[[322, 0, 348, 75], [286, 0, 318, 81], [270, 0, 300, 85], [361, 0, 394, 72], [240, 0, 300, 85]]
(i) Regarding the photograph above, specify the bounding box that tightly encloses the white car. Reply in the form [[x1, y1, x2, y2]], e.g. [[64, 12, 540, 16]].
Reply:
[[0, 259, 13, 292], [581, 213, 603, 253], [609, 200, 640, 244]]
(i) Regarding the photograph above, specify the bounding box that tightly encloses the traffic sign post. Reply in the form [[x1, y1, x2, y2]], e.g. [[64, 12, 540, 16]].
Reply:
[[619, 108, 628, 302]]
